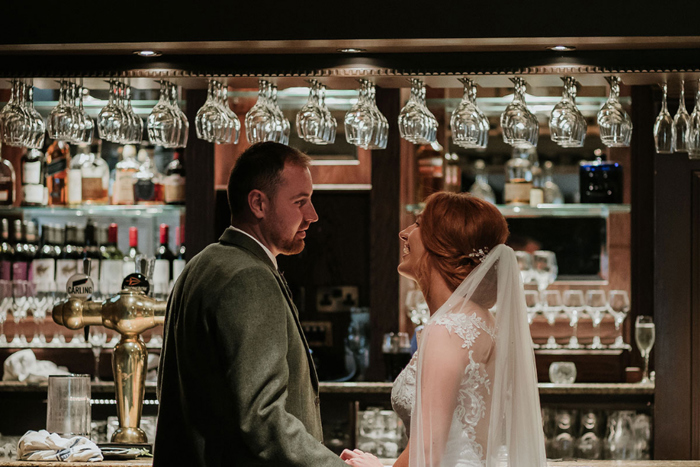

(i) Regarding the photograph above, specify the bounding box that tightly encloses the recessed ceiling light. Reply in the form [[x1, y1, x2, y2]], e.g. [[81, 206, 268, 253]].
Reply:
[[548, 45, 576, 52], [134, 50, 162, 57], [337, 48, 366, 54]]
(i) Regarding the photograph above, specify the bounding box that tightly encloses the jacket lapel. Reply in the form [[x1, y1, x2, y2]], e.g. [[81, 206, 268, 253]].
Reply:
[[219, 228, 319, 391]]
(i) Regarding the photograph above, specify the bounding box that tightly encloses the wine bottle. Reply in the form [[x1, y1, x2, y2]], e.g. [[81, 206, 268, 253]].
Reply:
[[154, 224, 175, 289], [12, 219, 31, 281], [0, 219, 13, 280], [99, 223, 124, 295], [164, 151, 185, 205], [122, 226, 140, 277], [21, 149, 47, 206], [172, 226, 186, 283], [56, 224, 80, 287], [31, 224, 58, 289]]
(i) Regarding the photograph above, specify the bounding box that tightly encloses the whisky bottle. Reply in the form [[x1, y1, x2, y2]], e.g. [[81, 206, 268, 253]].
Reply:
[[122, 226, 140, 277], [133, 149, 164, 205], [79, 144, 109, 205], [21, 149, 46, 206], [0, 153, 16, 206], [46, 140, 70, 206], [164, 151, 185, 205], [504, 148, 534, 205], [468, 159, 496, 204], [112, 144, 140, 205]]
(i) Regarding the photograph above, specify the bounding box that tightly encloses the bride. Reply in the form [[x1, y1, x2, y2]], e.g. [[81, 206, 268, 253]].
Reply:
[[342, 192, 546, 467]]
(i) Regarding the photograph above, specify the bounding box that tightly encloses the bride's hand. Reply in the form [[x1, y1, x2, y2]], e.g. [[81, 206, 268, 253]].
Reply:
[[340, 449, 385, 466]]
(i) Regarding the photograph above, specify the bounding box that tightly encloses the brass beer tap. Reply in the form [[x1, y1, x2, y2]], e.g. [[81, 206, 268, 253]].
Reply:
[[52, 259, 166, 444]]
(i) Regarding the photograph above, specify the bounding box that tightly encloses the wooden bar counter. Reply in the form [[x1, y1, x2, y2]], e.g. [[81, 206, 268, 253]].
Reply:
[[1, 460, 699, 466]]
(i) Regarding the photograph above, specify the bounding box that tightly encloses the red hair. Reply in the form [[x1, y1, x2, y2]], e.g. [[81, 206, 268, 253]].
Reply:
[[416, 192, 509, 296]]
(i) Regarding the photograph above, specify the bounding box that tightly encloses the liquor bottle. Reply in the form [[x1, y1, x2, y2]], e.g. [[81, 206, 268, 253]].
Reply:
[[164, 151, 186, 205], [11, 219, 31, 281], [504, 147, 534, 205], [529, 153, 544, 207], [172, 226, 186, 283], [0, 153, 16, 206], [154, 223, 175, 288], [112, 145, 140, 205], [56, 224, 80, 287], [23, 221, 39, 283], [46, 140, 70, 206], [122, 226, 140, 277], [0, 219, 13, 280], [133, 149, 165, 205], [21, 149, 47, 206], [31, 224, 57, 289], [79, 144, 109, 205], [99, 223, 124, 294], [67, 146, 90, 207], [81, 221, 104, 287], [543, 161, 564, 204], [443, 152, 462, 193], [468, 159, 496, 204], [415, 143, 444, 203]]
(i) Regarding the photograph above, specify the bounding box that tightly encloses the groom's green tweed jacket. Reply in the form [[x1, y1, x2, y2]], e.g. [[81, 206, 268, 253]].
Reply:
[[153, 228, 346, 467]]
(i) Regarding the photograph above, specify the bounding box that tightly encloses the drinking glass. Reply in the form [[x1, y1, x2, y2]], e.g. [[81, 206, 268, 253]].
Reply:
[[551, 410, 576, 459], [635, 315, 655, 384], [88, 327, 108, 382], [549, 361, 576, 384], [549, 76, 587, 148], [608, 290, 630, 349], [524, 290, 540, 327], [296, 80, 336, 145], [246, 80, 277, 144], [269, 84, 289, 145], [576, 411, 603, 460], [147, 80, 184, 148], [674, 80, 690, 153], [24, 83, 46, 149], [382, 332, 411, 382], [515, 251, 534, 285], [98, 80, 124, 143], [345, 79, 388, 150], [1, 80, 27, 147], [501, 77, 539, 148], [541, 290, 562, 349], [563, 290, 585, 349], [653, 83, 675, 154], [532, 250, 558, 292], [405, 289, 429, 326], [687, 79, 700, 159], [46, 374, 91, 437], [398, 78, 437, 145], [48, 80, 77, 142], [605, 411, 637, 460], [585, 290, 608, 349], [597, 76, 633, 147], [451, 77, 489, 149]]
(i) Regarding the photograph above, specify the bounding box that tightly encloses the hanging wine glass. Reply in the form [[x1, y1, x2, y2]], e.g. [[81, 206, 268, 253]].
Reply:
[[451, 77, 489, 149], [399, 79, 437, 145], [597, 76, 633, 148], [549, 76, 586, 148], [653, 83, 675, 154], [674, 80, 691, 153], [501, 77, 538, 148]]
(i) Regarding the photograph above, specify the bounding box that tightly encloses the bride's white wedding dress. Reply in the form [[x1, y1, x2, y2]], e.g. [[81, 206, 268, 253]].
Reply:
[[390, 245, 547, 467]]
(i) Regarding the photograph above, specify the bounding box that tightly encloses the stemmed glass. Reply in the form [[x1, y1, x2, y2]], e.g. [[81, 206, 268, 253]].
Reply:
[[88, 327, 108, 382], [634, 315, 655, 384], [451, 77, 489, 149], [585, 290, 608, 349], [147, 80, 188, 148], [0, 280, 11, 344], [501, 77, 539, 148], [687, 79, 700, 159], [98, 80, 125, 143], [597, 76, 633, 148], [11, 281, 29, 345], [345, 79, 389, 150], [398, 78, 438, 145], [515, 251, 534, 285], [296, 80, 337, 145], [674, 80, 690, 153], [563, 290, 585, 349], [653, 83, 675, 154], [524, 290, 540, 345], [549, 76, 587, 148], [246, 80, 277, 144], [533, 250, 558, 293], [608, 290, 630, 349], [541, 290, 563, 349]]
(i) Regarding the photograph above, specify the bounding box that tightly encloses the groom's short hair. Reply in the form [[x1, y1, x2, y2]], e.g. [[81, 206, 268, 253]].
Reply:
[[227, 142, 310, 223]]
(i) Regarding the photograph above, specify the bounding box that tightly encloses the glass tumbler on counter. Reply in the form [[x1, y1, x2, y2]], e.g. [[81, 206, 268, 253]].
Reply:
[[549, 361, 577, 384], [635, 315, 656, 384], [46, 374, 91, 437]]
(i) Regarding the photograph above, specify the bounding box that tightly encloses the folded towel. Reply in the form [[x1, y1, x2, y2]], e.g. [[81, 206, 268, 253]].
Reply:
[[17, 430, 103, 462], [2, 349, 70, 383]]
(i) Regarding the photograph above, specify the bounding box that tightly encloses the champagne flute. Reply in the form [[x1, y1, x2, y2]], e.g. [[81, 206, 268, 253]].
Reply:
[[563, 290, 585, 349], [608, 290, 630, 349], [635, 315, 655, 384]]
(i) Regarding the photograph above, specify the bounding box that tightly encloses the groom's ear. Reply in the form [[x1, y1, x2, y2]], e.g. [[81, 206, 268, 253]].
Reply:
[[248, 189, 269, 220]]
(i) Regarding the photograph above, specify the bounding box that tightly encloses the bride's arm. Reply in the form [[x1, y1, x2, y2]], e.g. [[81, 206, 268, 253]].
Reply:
[[393, 439, 410, 467]]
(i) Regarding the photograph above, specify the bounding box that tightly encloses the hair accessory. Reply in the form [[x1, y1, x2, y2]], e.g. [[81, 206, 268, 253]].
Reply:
[[467, 246, 490, 263]]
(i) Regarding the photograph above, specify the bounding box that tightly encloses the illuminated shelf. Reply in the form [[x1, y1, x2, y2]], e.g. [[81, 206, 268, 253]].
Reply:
[[0, 204, 185, 219], [406, 203, 631, 218]]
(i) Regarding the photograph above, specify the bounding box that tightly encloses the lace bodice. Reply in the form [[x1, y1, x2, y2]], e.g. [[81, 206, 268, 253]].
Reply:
[[391, 311, 496, 466]]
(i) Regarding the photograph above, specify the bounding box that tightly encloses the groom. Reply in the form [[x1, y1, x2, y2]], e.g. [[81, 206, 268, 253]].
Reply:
[[153, 142, 347, 466]]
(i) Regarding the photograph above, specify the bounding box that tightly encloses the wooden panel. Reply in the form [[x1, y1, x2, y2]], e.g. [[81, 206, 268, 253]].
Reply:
[[691, 172, 700, 459], [654, 149, 695, 459], [367, 87, 401, 381], [184, 89, 217, 259]]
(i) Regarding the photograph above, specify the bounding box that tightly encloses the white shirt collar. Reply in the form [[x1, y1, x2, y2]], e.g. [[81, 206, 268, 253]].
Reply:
[[229, 225, 278, 269]]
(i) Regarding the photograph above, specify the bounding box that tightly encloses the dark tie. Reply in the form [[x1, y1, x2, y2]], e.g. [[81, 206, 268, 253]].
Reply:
[[278, 269, 293, 299]]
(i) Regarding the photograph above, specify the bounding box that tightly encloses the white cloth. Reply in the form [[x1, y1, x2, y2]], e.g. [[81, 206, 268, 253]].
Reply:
[[17, 430, 103, 462], [229, 225, 278, 269], [399, 244, 546, 467], [2, 349, 70, 383]]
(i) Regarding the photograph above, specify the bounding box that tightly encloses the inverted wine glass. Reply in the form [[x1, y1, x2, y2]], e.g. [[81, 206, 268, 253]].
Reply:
[[597, 76, 633, 148], [451, 77, 489, 149], [550, 76, 586, 148], [585, 290, 608, 349], [563, 290, 585, 349], [687, 79, 700, 159], [501, 77, 539, 148], [653, 83, 675, 154], [541, 290, 562, 349], [674, 80, 690, 153]]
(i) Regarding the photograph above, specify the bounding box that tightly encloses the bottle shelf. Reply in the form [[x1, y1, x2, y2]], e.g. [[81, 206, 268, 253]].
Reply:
[[406, 203, 630, 218], [0, 204, 185, 219]]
